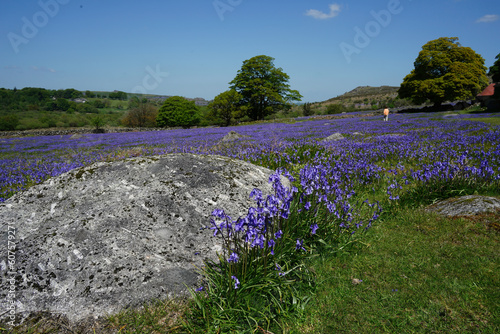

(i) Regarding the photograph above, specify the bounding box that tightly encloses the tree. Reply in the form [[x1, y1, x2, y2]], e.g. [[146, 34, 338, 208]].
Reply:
[[156, 96, 200, 128], [122, 97, 158, 127], [90, 114, 106, 133], [229, 55, 302, 120], [54, 88, 81, 99], [398, 37, 488, 107], [489, 53, 500, 82], [302, 103, 314, 116], [56, 98, 70, 111], [207, 90, 243, 126], [109, 91, 128, 100], [85, 90, 96, 98]]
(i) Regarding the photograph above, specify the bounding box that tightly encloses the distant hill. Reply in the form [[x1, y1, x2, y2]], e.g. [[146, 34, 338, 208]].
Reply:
[[325, 85, 399, 104], [89, 91, 211, 106], [307, 85, 402, 112]]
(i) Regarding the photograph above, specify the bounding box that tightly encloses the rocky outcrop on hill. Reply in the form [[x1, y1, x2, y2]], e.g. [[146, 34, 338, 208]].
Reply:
[[0, 154, 283, 325]]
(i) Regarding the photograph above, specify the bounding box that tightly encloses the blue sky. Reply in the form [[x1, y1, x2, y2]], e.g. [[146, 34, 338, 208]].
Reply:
[[1, 0, 499, 102]]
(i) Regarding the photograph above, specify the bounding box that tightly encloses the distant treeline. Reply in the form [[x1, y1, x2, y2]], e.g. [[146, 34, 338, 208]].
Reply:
[[0, 88, 132, 131], [0, 87, 128, 113]]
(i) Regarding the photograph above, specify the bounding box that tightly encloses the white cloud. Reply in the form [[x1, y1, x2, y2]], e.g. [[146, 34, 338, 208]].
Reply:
[[31, 66, 57, 73], [305, 4, 341, 20], [476, 14, 499, 23]]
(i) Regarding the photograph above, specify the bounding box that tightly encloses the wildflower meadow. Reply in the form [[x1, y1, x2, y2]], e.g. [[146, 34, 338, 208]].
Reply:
[[1, 110, 499, 333]]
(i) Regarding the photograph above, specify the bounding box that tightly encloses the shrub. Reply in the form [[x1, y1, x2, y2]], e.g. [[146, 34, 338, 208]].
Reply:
[[326, 103, 344, 114], [122, 98, 158, 127], [77, 103, 99, 114], [156, 96, 200, 128], [0, 115, 19, 131], [90, 115, 106, 133]]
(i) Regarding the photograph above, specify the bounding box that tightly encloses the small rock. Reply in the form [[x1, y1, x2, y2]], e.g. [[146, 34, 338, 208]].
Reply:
[[426, 195, 500, 217], [70, 133, 84, 139], [351, 278, 363, 285], [322, 132, 344, 142], [221, 131, 250, 142]]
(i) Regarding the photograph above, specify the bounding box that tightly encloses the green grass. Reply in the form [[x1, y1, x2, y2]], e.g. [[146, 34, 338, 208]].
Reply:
[[463, 117, 500, 126], [294, 207, 499, 333]]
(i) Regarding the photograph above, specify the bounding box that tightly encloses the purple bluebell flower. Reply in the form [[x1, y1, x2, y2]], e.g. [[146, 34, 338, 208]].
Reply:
[[310, 223, 319, 234], [268, 239, 275, 255], [296, 239, 306, 251], [275, 263, 285, 276], [228, 252, 239, 263], [231, 276, 240, 289]]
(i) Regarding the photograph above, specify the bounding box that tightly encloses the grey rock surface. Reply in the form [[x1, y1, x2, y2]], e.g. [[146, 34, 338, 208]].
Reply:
[[0, 154, 282, 324], [322, 132, 344, 142], [221, 130, 251, 142], [426, 195, 500, 217]]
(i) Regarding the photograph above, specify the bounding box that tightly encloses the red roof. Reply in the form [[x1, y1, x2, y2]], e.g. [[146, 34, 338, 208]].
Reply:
[[477, 83, 496, 97]]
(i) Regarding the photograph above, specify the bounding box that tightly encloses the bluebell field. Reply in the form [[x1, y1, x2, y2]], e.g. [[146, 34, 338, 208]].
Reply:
[[1, 111, 499, 328], [2, 112, 498, 203]]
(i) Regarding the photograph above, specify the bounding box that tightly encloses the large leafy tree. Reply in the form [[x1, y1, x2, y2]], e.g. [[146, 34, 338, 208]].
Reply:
[[207, 90, 244, 126], [489, 52, 500, 83], [399, 37, 488, 106], [156, 96, 200, 128], [229, 55, 302, 120]]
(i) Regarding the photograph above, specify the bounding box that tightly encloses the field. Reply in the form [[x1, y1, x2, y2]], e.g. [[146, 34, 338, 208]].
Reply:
[[1, 110, 499, 333]]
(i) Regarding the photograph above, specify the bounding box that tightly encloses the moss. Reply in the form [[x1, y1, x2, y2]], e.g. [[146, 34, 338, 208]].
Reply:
[[74, 169, 85, 180], [74, 167, 97, 180]]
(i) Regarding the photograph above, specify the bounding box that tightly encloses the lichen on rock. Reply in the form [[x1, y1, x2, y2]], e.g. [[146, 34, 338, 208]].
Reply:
[[0, 153, 283, 325]]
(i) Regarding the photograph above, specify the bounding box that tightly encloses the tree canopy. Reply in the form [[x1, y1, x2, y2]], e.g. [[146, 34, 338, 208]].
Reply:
[[156, 96, 200, 128], [229, 55, 302, 120], [398, 37, 488, 106], [489, 53, 500, 83], [207, 90, 243, 126]]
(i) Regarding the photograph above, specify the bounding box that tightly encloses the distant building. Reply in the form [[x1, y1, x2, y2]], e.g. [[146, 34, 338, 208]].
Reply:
[[477, 83, 500, 110]]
